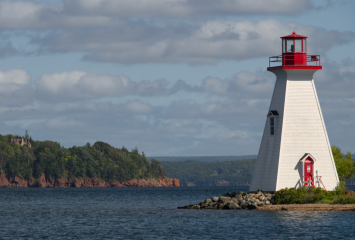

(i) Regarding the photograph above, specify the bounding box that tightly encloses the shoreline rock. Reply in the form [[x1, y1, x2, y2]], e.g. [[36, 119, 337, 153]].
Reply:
[[0, 173, 180, 188], [178, 190, 274, 210]]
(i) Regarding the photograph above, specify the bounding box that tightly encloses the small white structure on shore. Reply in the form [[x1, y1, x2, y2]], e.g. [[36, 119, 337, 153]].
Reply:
[[249, 32, 339, 192]]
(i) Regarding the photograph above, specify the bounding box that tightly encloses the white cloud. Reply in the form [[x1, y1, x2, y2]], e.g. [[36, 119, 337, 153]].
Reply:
[[0, 0, 315, 30], [35, 71, 171, 101], [0, 68, 33, 104], [73, 0, 313, 18], [0, 68, 30, 90], [0, 1, 351, 64], [201, 70, 274, 96], [29, 19, 354, 64], [0, 1, 42, 29], [123, 101, 155, 115], [231, 71, 274, 95]]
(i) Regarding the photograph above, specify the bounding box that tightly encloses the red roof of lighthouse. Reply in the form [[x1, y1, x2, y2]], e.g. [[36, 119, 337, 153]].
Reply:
[[281, 31, 308, 39]]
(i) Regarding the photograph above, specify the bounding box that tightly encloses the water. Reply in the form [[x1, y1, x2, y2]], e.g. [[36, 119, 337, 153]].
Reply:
[[0, 186, 354, 239]]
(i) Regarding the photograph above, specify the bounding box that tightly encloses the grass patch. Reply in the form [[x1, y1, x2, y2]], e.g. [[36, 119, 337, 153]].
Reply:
[[272, 182, 354, 204]]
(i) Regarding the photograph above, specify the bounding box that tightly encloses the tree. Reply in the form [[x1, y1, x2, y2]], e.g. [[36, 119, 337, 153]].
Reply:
[[25, 130, 29, 141], [0, 134, 168, 182], [332, 145, 354, 182]]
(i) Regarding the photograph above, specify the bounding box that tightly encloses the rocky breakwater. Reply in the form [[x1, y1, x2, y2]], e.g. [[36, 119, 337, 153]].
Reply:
[[178, 190, 274, 210], [0, 173, 180, 188]]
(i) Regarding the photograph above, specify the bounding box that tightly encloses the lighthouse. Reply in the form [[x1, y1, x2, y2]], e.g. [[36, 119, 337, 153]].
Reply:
[[249, 32, 339, 192]]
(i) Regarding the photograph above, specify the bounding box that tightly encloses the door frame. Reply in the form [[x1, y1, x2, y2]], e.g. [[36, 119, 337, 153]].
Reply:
[[304, 158, 314, 184], [299, 153, 317, 186]]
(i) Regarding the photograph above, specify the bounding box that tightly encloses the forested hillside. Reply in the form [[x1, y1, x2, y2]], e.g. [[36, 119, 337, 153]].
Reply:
[[150, 155, 257, 162], [161, 159, 256, 186], [0, 134, 167, 182]]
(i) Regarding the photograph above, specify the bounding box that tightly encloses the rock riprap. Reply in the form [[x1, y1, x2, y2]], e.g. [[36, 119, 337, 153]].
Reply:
[[178, 190, 274, 210]]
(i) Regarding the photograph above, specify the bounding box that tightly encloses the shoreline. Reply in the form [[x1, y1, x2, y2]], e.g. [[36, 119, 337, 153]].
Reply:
[[0, 173, 180, 188], [179, 203, 355, 211], [259, 203, 355, 211], [177, 190, 355, 211]]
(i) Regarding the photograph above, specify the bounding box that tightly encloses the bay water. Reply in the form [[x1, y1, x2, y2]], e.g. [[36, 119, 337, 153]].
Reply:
[[0, 186, 354, 239]]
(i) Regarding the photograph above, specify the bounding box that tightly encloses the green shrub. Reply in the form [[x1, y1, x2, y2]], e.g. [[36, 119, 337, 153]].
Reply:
[[333, 194, 355, 204], [317, 198, 334, 204], [273, 186, 334, 204], [273, 182, 353, 204], [334, 181, 347, 195]]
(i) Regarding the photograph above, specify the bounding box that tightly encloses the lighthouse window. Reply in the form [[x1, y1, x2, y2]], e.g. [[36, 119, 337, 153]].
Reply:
[[287, 39, 294, 52], [295, 39, 302, 52], [270, 117, 274, 135], [282, 39, 286, 53]]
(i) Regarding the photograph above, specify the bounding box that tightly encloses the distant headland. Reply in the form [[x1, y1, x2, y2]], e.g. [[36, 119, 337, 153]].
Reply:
[[0, 134, 179, 188]]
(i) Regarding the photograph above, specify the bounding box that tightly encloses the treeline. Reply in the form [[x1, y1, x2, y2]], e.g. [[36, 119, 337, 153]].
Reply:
[[0, 134, 167, 182], [161, 159, 256, 186], [150, 155, 258, 162]]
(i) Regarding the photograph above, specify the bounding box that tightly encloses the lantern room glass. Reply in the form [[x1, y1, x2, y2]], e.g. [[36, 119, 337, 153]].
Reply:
[[286, 39, 294, 52], [295, 39, 302, 52], [284, 38, 306, 52]]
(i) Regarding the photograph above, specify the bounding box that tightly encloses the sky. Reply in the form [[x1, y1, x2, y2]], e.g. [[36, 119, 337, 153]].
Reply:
[[0, 0, 354, 156]]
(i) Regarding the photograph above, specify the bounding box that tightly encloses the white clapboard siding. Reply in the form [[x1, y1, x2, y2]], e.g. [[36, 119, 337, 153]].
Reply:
[[250, 69, 339, 192]]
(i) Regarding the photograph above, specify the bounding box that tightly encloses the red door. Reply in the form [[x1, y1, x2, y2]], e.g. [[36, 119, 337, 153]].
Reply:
[[304, 158, 314, 186]]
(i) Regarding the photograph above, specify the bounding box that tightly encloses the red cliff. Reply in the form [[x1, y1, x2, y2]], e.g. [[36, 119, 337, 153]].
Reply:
[[0, 174, 180, 188], [0, 174, 9, 187]]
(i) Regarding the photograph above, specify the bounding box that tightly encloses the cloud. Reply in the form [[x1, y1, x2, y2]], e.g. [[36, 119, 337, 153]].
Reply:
[[136, 79, 169, 97], [315, 60, 355, 100], [0, 68, 30, 90], [32, 68, 276, 102], [0, 1, 353, 156], [201, 70, 274, 97], [214, 129, 256, 141], [123, 100, 155, 115], [0, 1, 44, 29], [0, 67, 274, 155], [69, 0, 311, 17], [0, 41, 21, 58], [35, 71, 134, 100], [1, 60, 355, 155], [0, 68, 33, 105], [202, 77, 229, 95], [0, 1, 351, 63], [153, 119, 203, 136], [0, 0, 315, 30], [35, 71, 172, 101], [30, 19, 354, 64]]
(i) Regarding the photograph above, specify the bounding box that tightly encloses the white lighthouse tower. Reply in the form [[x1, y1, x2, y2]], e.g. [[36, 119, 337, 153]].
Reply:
[[250, 32, 339, 192]]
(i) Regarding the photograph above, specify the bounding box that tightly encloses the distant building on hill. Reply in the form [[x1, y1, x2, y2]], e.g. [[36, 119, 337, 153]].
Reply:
[[10, 138, 32, 148]]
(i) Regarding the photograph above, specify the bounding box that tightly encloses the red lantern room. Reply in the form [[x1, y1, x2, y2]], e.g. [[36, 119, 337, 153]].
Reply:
[[268, 31, 322, 71]]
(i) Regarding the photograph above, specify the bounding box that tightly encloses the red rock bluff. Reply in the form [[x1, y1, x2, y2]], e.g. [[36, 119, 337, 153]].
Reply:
[[0, 173, 180, 188]]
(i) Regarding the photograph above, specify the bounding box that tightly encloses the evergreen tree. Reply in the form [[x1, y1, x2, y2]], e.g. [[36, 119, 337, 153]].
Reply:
[[0, 134, 167, 182]]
